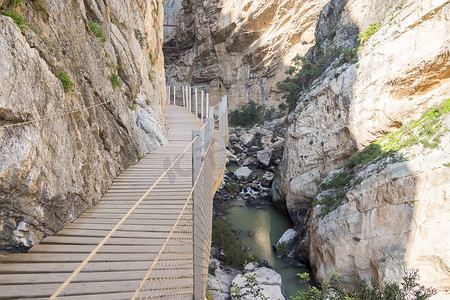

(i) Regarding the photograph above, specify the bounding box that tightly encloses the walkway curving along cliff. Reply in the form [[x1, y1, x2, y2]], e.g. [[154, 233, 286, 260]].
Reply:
[[0, 93, 228, 300]]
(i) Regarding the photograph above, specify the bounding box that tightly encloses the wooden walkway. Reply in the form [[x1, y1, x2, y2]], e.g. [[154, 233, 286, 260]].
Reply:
[[0, 105, 224, 299]]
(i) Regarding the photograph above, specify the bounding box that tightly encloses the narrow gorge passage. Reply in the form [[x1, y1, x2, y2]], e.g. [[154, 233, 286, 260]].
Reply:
[[0, 0, 448, 299], [163, 0, 450, 299]]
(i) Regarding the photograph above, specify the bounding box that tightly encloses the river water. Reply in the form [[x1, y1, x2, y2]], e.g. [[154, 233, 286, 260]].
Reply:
[[226, 199, 308, 298]]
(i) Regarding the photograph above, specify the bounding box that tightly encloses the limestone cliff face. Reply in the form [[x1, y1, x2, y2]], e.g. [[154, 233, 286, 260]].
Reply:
[[277, 0, 450, 295], [163, 0, 327, 108], [308, 117, 450, 296], [0, 0, 167, 251]]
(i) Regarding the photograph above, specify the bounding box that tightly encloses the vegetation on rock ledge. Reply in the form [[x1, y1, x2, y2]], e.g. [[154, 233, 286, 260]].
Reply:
[[2, 10, 26, 30], [58, 71, 74, 92], [313, 98, 450, 217], [88, 21, 106, 43]]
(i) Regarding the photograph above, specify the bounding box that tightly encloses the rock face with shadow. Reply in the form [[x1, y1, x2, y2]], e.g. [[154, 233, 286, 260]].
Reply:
[[277, 0, 450, 296], [0, 0, 167, 251], [308, 129, 450, 296], [163, 0, 328, 108]]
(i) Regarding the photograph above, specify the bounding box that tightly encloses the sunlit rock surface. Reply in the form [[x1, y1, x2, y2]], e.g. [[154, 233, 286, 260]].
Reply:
[[0, 0, 167, 251], [163, 0, 328, 108], [277, 0, 450, 296]]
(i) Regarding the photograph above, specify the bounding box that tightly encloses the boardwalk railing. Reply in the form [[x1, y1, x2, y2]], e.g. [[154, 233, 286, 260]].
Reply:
[[0, 86, 227, 299], [161, 85, 228, 299]]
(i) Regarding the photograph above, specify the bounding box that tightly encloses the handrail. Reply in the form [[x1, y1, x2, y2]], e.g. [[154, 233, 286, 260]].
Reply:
[[0, 98, 114, 129], [50, 134, 200, 299], [131, 155, 206, 300], [51, 86, 228, 299]]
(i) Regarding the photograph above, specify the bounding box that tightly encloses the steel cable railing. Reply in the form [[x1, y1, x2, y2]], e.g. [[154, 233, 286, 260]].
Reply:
[[43, 86, 227, 299], [130, 89, 227, 299]]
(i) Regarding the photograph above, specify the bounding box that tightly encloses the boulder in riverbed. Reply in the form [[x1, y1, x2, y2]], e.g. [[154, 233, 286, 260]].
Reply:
[[275, 228, 299, 258], [234, 167, 253, 181], [257, 149, 273, 167], [261, 171, 274, 187], [239, 133, 255, 147]]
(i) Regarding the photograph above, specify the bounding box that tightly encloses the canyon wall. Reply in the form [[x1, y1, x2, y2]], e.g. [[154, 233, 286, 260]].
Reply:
[[163, 0, 328, 108], [0, 0, 167, 251], [276, 0, 450, 296]]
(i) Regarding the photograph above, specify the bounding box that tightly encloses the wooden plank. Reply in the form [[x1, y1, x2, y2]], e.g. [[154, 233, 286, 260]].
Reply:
[[61, 222, 192, 232], [0, 253, 192, 264], [0, 260, 193, 274], [0, 278, 193, 299], [0, 105, 223, 299], [28, 244, 190, 254], [39, 235, 191, 246], [0, 268, 192, 285]]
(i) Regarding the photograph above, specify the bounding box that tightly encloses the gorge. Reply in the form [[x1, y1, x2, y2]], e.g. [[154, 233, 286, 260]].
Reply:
[[0, 0, 449, 299]]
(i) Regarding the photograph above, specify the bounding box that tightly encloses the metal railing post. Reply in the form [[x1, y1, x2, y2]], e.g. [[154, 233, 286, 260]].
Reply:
[[206, 93, 209, 119], [204, 118, 213, 153], [218, 100, 225, 169], [182, 85, 186, 108], [167, 86, 170, 104], [209, 106, 214, 124], [201, 90, 204, 121], [173, 86, 176, 106], [195, 88, 198, 118], [189, 86, 192, 114], [192, 129, 203, 299], [223, 95, 228, 138]]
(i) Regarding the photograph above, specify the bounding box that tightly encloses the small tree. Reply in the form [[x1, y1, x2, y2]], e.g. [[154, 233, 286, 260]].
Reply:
[[231, 274, 269, 300]]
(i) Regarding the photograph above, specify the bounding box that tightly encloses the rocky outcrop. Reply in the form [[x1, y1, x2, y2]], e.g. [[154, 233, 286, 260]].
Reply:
[[309, 112, 450, 296], [207, 259, 241, 300], [274, 228, 299, 258], [163, 0, 328, 108], [280, 0, 450, 229], [231, 263, 285, 300], [0, 0, 166, 251], [277, 0, 450, 295]]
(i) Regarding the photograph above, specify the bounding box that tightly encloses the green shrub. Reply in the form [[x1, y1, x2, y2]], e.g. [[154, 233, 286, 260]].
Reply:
[[205, 290, 214, 300], [358, 23, 382, 44], [342, 48, 358, 63], [229, 101, 267, 127], [212, 219, 248, 268], [134, 29, 148, 48], [231, 274, 268, 300], [146, 99, 151, 106], [108, 74, 122, 90], [277, 242, 289, 256], [224, 181, 240, 194], [148, 70, 154, 82], [57, 71, 75, 92], [136, 153, 142, 159], [149, 52, 155, 65], [277, 48, 343, 107], [320, 172, 352, 190], [11, 0, 23, 7], [2, 10, 26, 30], [88, 21, 106, 43], [291, 269, 436, 300], [131, 104, 137, 111], [312, 192, 346, 217]]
